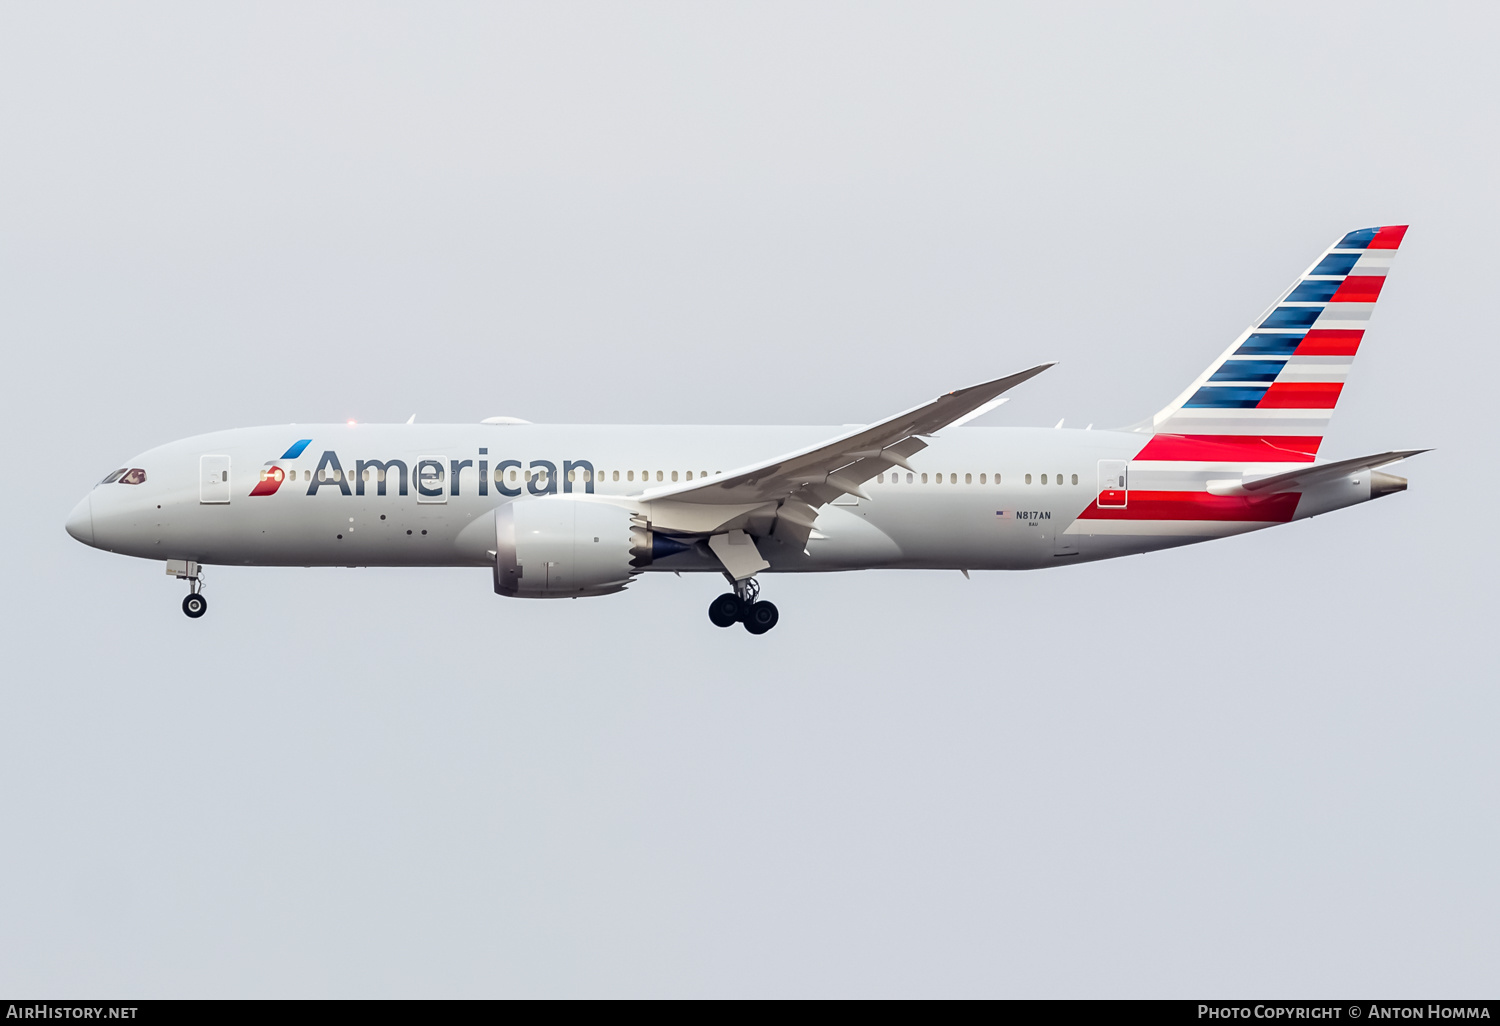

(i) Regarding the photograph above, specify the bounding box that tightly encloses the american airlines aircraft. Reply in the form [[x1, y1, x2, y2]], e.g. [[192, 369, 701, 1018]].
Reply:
[[66, 225, 1423, 633]]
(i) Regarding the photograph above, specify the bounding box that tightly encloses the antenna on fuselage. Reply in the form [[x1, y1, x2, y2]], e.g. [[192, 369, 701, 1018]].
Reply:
[[406, 414, 416, 424]]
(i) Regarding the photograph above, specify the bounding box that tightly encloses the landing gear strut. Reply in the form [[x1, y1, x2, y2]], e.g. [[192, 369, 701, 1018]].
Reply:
[[169, 559, 207, 619], [707, 577, 779, 635]]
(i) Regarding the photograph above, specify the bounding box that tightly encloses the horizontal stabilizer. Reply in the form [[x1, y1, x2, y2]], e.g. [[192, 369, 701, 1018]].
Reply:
[[1239, 449, 1429, 494]]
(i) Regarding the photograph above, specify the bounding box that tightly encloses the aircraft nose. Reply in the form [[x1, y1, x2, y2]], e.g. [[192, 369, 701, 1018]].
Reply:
[[65, 494, 95, 546]]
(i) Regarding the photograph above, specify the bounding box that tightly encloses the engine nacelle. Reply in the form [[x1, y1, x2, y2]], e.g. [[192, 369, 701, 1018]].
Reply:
[[494, 498, 652, 598]]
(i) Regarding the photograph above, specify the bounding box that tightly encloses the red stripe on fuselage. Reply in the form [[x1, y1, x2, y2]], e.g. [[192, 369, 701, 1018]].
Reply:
[[1257, 382, 1342, 409], [1330, 276, 1385, 303], [1078, 490, 1300, 522], [1295, 329, 1362, 356], [1132, 434, 1322, 462]]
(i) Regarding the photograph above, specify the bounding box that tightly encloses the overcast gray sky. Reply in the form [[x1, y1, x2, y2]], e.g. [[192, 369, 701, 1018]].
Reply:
[[2, 1, 1495, 997]]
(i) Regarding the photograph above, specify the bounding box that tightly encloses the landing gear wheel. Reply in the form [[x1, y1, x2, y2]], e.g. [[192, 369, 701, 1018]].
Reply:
[[708, 593, 743, 628], [182, 593, 208, 619], [743, 600, 779, 635]]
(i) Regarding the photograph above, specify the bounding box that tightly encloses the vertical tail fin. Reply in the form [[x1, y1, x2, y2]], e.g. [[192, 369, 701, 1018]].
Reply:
[[1142, 225, 1407, 463]]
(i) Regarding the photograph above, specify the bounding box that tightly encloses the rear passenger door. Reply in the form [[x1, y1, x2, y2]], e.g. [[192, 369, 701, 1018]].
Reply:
[[1097, 459, 1128, 509]]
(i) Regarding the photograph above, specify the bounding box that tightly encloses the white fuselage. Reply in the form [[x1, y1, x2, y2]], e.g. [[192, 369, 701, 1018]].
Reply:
[[67, 422, 1379, 577]]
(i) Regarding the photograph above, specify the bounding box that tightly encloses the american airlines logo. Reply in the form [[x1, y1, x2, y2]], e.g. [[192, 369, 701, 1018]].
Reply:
[[250, 441, 597, 499], [248, 439, 311, 497]]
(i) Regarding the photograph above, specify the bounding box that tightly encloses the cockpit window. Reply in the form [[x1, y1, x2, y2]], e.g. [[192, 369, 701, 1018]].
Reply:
[[119, 468, 147, 485], [100, 469, 128, 484]]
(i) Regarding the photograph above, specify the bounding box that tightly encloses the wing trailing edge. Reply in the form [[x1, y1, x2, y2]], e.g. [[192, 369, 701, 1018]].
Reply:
[[643, 362, 1055, 509]]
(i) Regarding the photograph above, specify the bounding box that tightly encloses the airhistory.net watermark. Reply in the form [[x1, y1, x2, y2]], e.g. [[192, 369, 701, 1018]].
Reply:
[[5, 1007, 137, 1020]]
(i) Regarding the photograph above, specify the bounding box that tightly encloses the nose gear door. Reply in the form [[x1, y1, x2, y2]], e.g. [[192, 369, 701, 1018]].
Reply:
[[200, 455, 231, 504]]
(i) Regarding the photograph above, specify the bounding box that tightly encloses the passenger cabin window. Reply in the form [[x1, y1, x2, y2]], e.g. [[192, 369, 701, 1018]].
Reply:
[[965, 473, 972, 484], [120, 468, 147, 485], [1025, 474, 1032, 484], [1072, 474, 1079, 485], [921, 473, 928, 484], [656, 471, 663, 482], [671, 470, 679, 482], [1041, 474, 1048, 484], [613, 471, 620, 482], [979, 474, 987, 484]]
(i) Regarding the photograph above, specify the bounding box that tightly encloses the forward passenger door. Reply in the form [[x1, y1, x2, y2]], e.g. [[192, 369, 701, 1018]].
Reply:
[[200, 455, 231, 504]]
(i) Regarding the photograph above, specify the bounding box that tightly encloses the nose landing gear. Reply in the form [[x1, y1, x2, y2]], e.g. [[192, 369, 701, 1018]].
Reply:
[[707, 577, 779, 635], [168, 559, 207, 619]]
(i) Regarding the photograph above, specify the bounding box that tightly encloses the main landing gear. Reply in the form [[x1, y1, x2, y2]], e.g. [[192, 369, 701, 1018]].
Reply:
[[708, 577, 779, 635], [169, 559, 207, 619]]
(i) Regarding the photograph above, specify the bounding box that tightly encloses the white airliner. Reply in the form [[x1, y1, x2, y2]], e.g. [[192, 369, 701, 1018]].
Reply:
[[66, 226, 1424, 633]]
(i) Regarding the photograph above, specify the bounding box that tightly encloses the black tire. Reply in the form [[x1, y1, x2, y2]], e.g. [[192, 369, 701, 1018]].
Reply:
[[708, 593, 743, 628], [743, 600, 779, 635], [182, 593, 207, 619]]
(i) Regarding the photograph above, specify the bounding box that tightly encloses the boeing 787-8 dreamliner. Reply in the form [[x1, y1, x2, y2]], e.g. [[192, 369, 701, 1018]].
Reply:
[[66, 226, 1424, 634]]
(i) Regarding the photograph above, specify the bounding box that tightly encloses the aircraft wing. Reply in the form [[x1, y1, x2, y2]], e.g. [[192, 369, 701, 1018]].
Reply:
[[1238, 449, 1430, 494], [640, 363, 1054, 510]]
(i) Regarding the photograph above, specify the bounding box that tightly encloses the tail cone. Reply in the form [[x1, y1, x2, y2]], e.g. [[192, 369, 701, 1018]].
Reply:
[[1370, 470, 1407, 498]]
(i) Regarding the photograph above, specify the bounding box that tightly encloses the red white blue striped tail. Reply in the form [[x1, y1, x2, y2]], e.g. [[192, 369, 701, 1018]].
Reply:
[[1143, 225, 1407, 463]]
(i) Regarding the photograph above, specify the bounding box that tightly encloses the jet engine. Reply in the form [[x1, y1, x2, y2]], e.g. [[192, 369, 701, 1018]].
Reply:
[[493, 498, 688, 598]]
